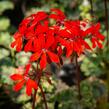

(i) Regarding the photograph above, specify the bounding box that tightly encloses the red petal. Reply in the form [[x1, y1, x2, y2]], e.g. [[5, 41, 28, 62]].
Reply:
[[13, 80, 25, 92], [85, 27, 92, 35], [11, 40, 16, 48], [25, 26, 35, 39], [97, 33, 105, 41], [47, 51, 59, 63], [24, 39, 33, 52], [51, 8, 65, 16], [38, 34, 45, 49], [16, 38, 22, 51], [57, 37, 68, 47], [66, 44, 73, 57], [13, 32, 22, 39], [25, 64, 31, 75], [96, 40, 103, 48], [26, 79, 38, 96], [49, 14, 59, 20], [19, 25, 27, 34], [45, 34, 54, 49], [95, 23, 100, 31], [91, 38, 96, 48], [11, 37, 22, 52], [82, 40, 92, 50], [10, 74, 23, 81], [40, 53, 47, 69], [33, 38, 40, 52], [30, 52, 41, 62], [57, 46, 63, 56], [59, 29, 71, 38], [32, 12, 48, 27], [73, 41, 83, 55], [50, 8, 65, 20], [11, 32, 23, 51], [35, 23, 48, 34]]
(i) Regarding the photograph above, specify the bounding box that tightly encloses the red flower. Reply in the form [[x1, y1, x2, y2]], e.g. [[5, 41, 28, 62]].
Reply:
[[10, 64, 38, 96], [10, 8, 105, 97], [30, 30, 59, 69], [11, 32, 23, 52], [49, 8, 66, 21], [58, 20, 91, 56], [85, 23, 105, 48], [24, 20, 49, 52]]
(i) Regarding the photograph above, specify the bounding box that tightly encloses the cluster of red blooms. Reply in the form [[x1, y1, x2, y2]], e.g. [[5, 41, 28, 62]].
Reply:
[[10, 9, 105, 96]]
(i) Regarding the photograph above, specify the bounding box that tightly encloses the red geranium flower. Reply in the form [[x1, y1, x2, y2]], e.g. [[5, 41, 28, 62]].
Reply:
[[30, 30, 60, 69], [11, 32, 23, 52], [58, 20, 91, 56], [10, 64, 38, 96], [10, 8, 105, 97], [85, 23, 105, 48], [49, 8, 66, 21]]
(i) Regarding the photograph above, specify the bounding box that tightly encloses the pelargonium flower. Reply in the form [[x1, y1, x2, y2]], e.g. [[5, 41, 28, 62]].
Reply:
[[10, 64, 38, 96], [57, 20, 91, 56], [11, 32, 23, 52], [10, 8, 105, 68], [49, 8, 66, 21], [30, 29, 59, 69], [10, 8, 105, 96], [57, 20, 105, 57], [85, 23, 105, 48]]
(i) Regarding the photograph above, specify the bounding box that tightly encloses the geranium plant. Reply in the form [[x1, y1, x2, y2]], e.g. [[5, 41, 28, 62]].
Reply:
[[10, 8, 105, 109]]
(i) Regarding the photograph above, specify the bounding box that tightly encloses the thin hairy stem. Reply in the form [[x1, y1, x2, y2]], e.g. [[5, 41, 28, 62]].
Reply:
[[39, 84, 48, 109], [32, 63, 41, 109], [32, 89, 37, 109]]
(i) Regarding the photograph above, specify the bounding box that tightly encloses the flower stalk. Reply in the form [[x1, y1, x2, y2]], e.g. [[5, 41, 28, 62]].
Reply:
[[39, 84, 48, 109], [104, 0, 109, 102], [32, 89, 37, 109], [104, 0, 109, 46], [75, 54, 81, 100], [89, 0, 94, 16]]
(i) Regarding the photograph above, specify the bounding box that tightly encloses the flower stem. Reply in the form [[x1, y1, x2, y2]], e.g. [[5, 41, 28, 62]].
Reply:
[[104, 0, 109, 102], [104, 0, 109, 46], [75, 54, 81, 100], [39, 84, 48, 109], [89, 0, 94, 16], [32, 89, 37, 109], [32, 63, 41, 109]]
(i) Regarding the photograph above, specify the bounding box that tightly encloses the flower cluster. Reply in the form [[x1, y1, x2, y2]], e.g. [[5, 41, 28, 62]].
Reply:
[[10, 9, 105, 95]]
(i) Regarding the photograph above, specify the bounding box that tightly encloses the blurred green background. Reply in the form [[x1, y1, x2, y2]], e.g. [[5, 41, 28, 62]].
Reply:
[[0, 0, 109, 109]]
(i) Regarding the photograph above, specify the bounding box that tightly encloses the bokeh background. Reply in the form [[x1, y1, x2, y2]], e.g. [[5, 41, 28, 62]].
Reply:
[[0, 0, 109, 109]]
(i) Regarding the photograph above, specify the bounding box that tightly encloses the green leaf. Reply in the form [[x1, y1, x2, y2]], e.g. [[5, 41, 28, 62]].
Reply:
[[0, 48, 10, 59], [0, 32, 12, 48], [0, 18, 10, 31], [0, 1, 14, 14]]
